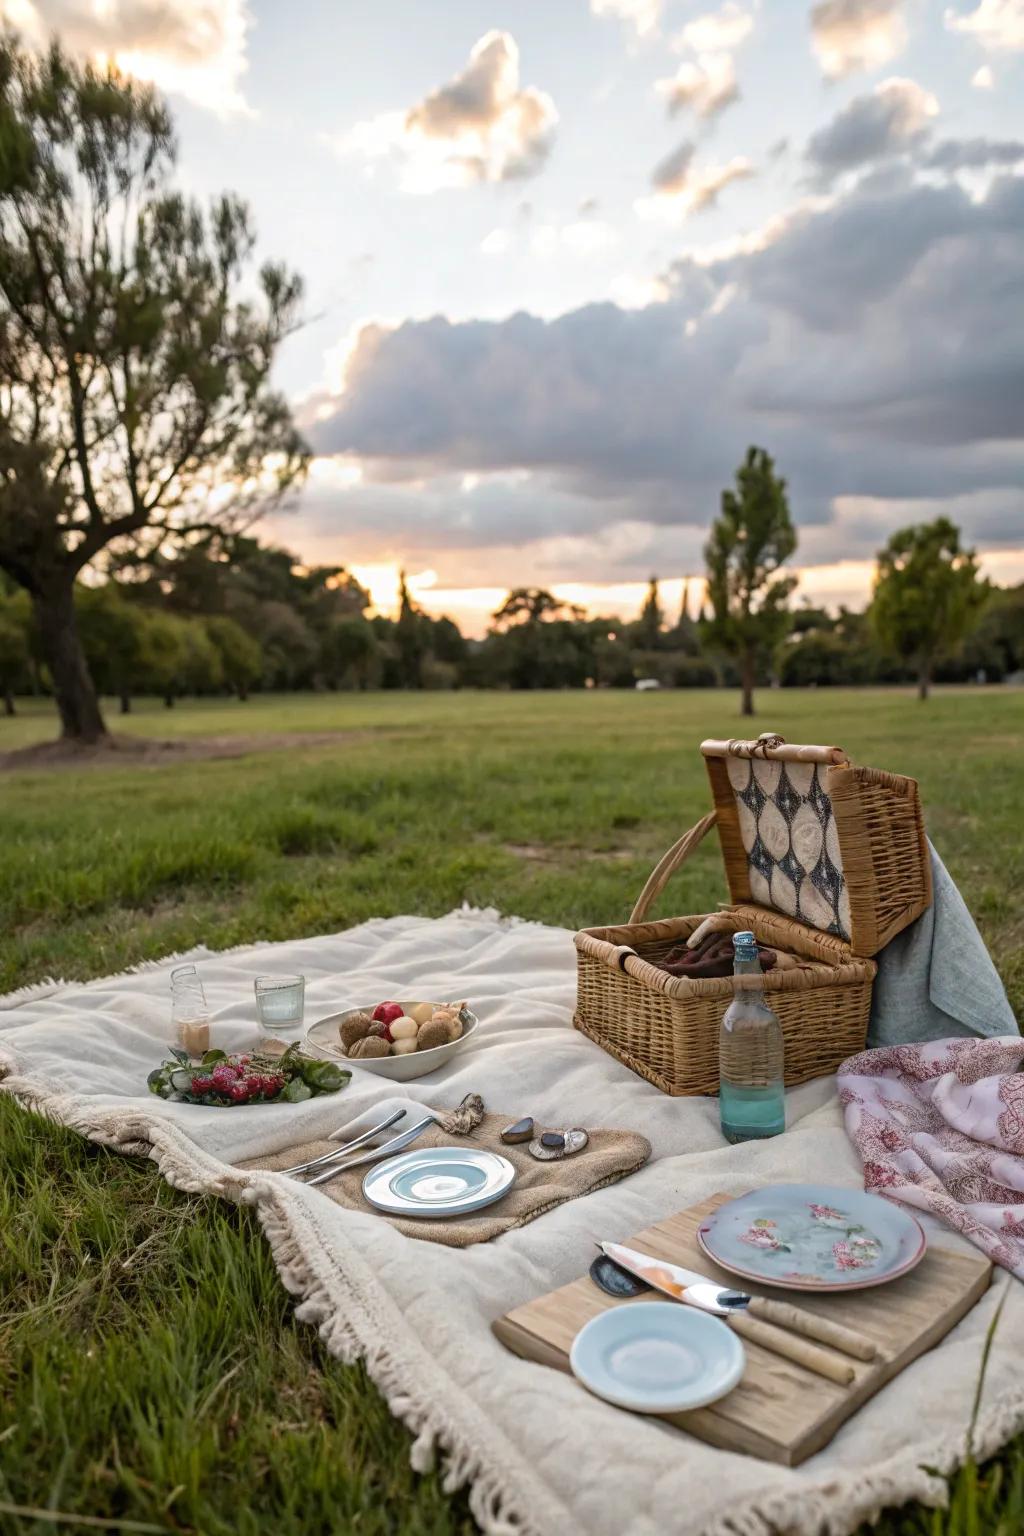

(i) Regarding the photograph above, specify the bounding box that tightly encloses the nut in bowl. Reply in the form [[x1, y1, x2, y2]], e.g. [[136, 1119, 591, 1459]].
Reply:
[[305, 1000, 479, 1082]]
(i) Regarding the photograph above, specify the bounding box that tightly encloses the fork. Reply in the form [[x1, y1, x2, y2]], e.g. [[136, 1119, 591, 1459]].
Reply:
[[278, 1107, 408, 1178], [304, 1115, 437, 1188]]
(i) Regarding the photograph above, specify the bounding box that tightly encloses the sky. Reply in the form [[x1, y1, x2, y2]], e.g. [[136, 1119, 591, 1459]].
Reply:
[[5, 0, 1024, 632]]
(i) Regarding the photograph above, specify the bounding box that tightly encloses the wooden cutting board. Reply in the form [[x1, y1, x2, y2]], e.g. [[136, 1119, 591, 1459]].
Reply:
[[492, 1192, 992, 1465]]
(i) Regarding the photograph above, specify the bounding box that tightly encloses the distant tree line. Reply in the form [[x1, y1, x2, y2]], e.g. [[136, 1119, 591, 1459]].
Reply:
[[0, 512, 1017, 718]]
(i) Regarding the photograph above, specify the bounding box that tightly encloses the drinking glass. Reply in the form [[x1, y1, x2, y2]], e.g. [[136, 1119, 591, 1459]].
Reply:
[[254, 975, 306, 1040]]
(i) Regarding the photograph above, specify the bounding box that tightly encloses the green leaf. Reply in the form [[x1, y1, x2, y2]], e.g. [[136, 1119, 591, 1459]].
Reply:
[[169, 1068, 193, 1093], [201, 1049, 227, 1066], [282, 1077, 312, 1103], [169, 1048, 190, 1066]]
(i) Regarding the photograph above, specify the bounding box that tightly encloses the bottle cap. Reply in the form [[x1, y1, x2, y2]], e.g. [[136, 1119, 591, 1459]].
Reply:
[[732, 931, 756, 947]]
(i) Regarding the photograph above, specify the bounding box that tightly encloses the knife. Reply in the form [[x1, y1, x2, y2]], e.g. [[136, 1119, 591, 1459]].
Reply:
[[600, 1243, 875, 1381]]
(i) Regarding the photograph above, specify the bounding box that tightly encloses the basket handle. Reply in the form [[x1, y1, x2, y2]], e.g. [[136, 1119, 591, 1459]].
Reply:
[[629, 811, 718, 924]]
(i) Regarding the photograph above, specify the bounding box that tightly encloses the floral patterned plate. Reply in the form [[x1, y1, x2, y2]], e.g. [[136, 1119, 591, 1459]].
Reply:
[[697, 1184, 927, 1292]]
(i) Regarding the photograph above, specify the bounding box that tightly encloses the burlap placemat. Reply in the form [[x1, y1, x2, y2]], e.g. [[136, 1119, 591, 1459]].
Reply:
[[245, 1111, 651, 1247]]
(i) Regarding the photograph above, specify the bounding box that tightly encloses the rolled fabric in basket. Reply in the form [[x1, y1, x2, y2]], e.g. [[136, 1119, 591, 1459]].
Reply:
[[700, 736, 848, 765]]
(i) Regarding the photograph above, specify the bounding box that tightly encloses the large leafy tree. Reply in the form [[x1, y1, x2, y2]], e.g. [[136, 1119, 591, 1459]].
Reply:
[[870, 517, 987, 700], [702, 447, 797, 716], [0, 39, 308, 742]]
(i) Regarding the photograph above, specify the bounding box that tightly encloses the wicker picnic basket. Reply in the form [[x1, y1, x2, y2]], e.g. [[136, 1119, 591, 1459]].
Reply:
[[573, 733, 932, 1095]]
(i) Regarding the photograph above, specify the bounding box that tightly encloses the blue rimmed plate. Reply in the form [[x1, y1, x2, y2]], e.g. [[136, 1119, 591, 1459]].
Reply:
[[362, 1145, 514, 1218], [697, 1184, 927, 1292], [569, 1302, 745, 1414]]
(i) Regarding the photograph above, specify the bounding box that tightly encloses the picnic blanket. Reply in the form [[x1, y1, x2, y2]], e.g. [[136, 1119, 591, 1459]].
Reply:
[[840, 1036, 1024, 1279], [869, 842, 1018, 1047], [3, 908, 1024, 1536]]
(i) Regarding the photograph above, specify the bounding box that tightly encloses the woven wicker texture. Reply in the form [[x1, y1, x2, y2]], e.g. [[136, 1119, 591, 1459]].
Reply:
[[573, 735, 932, 1096], [575, 909, 875, 1096]]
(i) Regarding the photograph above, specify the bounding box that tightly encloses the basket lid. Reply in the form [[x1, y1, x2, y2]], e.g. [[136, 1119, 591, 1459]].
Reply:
[[700, 734, 931, 956]]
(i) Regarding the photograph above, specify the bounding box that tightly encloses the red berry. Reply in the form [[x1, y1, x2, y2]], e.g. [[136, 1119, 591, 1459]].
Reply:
[[211, 1065, 239, 1091], [372, 1002, 404, 1027], [228, 1082, 249, 1103], [236, 1055, 251, 1066], [190, 1074, 214, 1094]]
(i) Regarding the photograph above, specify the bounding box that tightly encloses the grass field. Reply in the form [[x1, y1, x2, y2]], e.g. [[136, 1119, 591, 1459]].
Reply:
[[2, 687, 1023, 1535]]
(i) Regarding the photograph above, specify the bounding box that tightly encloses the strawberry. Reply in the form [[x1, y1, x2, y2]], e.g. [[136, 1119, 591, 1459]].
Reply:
[[228, 1081, 250, 1103], [190, 1074, 214, 1094], [211, 1064, 239, 1091]]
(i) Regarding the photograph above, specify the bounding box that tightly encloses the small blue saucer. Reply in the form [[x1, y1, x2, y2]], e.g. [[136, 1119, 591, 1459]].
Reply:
[[569, 1302, 745, 1414]]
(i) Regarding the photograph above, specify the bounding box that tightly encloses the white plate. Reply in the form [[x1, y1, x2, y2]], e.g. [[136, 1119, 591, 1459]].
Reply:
[[306, 1002, 478, 1082], [569, 1302, 745, 1415], [362, 1146, 515, 1218]]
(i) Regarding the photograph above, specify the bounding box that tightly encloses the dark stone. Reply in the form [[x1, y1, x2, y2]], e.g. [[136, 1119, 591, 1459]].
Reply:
[[500, 1117, 535, 1145], [589, 1255, 651, 1299], [540, 1132, 565, 1150]]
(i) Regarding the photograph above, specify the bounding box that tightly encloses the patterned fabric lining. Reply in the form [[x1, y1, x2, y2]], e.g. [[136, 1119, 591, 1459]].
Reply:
[[725, 756, 851, 938]]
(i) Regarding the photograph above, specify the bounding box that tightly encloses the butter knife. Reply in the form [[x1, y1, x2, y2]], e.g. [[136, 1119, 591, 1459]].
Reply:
[[600, 1243, 875, 1381]]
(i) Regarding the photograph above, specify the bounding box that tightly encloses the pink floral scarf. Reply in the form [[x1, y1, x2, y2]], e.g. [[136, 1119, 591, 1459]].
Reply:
[[838, 1035, 1024, 1278]]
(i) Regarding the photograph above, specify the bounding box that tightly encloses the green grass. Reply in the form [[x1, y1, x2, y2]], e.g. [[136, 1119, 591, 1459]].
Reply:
[[1, 687, 1023, 1535]]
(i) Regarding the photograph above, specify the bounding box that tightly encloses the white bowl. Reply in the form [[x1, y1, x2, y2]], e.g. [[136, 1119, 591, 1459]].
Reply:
[[305, 1002, 479, 1082]]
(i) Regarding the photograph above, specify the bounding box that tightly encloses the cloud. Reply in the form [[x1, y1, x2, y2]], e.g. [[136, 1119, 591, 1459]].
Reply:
[[810, 0, 909, 77], [806, 78, 939, 184], [923, 135, 1024, 169], [6, 0, 251, 113], [674, 2, 755, 51], [656, 52, 740, 117], [302, 172, 1024, 579], [638, 141, 755, 219], [335, 32, 557, 192], [590, 0, 662, 40], [945, 0, 1024, 50]]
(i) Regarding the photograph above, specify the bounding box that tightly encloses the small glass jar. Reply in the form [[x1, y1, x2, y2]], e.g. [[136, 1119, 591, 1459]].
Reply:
[[171, 964, 210, 1058]]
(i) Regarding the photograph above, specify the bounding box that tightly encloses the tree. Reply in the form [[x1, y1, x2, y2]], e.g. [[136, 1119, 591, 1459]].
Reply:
[[321, 616, 379, 691], [702, 447, 797, 716], [77, 584, 147, 713], [635, 576, 664, 649], [394, 571, 426, 688], [0, 595, 29, 714], [204, 616, 261, 700], [870, 517, 987, 701], [0, 40, 307, 743], [491, 588, 569, 629]]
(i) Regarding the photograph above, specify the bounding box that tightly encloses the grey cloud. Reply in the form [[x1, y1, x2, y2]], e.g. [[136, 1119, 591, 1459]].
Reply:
[[924, 137, 1024, 170], [805, 78, 937, 185], [308, 173, 1024, 558]]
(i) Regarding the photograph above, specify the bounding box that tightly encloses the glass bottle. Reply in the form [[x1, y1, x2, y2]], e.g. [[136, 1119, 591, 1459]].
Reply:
[[718, 931, 785, 1144]]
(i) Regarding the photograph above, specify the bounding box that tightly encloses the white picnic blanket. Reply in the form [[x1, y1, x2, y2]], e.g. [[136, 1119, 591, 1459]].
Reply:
[[2, 909, 1023, 1536]]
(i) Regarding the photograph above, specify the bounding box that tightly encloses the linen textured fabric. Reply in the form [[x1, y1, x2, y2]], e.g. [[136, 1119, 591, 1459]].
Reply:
[[869, 843, 1019, 1047], [3, 909, 1024, 1536], [248, 1108, 651, 1247], [725, 755, 850, 937], [839, 1035, 1024, 1277]]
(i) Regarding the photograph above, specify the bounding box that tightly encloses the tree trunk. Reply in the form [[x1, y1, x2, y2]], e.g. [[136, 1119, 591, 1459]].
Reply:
[[164, 693, 175, 708], [918, 667, 930, 702], [31, 579, 108, 743], [740, 649, 755, 717], [3, 689, 14, 717], [120, 693, 132, 715]]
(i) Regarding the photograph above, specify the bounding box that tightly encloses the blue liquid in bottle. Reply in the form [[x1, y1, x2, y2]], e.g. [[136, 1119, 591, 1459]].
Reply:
[[719, 932, 785, 1144]]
